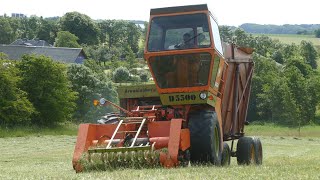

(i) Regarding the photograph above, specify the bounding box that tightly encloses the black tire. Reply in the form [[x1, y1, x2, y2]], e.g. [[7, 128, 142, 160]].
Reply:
[[237, 136, 255, 165], [253, 137, 263, 165], [97, 113, 120, 124], [188, 110, 222, 165], [221, 142, 231, 166]]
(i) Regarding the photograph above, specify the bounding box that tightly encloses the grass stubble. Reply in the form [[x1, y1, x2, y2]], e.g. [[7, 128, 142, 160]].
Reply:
[[0, 125, 319, 179]]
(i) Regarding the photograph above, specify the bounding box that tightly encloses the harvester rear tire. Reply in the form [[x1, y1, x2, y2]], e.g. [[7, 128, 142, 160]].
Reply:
[[236, 136, 255, 165], [221, 142, 231, 166], [188, 110, 221, 165], [253, 137, 263, 165]]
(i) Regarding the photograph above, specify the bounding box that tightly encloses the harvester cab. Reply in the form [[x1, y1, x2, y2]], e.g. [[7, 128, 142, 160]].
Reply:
[[72, 4, 262, 172]]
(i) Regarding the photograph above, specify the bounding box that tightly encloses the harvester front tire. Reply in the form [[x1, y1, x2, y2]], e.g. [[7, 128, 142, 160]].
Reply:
[[188, 110, 222, 165], [97, 113, 120, 124], [221, 142, 231, 166], [236, 136, 255, 165], [253, 137, 263, 165]]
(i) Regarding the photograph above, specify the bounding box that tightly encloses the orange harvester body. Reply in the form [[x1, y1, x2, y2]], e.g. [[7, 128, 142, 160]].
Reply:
[[73, 4, 258, 172]]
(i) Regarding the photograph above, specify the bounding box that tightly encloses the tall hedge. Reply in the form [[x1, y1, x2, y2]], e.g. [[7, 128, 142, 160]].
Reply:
[[18, 55, 77, 126], [0, 60, 35, 127]]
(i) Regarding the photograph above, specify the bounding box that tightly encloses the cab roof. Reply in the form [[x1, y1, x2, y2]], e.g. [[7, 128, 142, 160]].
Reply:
[[150, 4, 208, 15]]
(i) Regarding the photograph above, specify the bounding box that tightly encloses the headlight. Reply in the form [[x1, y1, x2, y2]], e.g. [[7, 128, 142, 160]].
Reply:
[[99, 98, 106, 105], [199, 92, 207, 100]]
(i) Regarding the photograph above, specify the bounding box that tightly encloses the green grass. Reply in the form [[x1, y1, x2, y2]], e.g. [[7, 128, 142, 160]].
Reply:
[[0, 125, 319, 179], [253, 33, 320, 52], [0, 122, 78, 138], [245, 123, 320, 137]]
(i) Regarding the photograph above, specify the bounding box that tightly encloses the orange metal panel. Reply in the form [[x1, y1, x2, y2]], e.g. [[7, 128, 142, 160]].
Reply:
[[148, 121, 171, 138], [160, 119, 183, 167], [149, 137, 169, 149], [72, 123, 127, 172], [167, 119, 182, 164], [221, 63, 235, 135], [72, 124, 96, 172], [179, 129, 190, 151]]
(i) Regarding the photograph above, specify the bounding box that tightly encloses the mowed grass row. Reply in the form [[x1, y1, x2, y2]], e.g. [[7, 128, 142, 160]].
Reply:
[[0, 125, 319, 179]]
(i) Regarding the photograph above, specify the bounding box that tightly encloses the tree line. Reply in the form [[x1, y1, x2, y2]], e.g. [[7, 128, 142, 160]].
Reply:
[[0, 12, 145, 58], [0, 12, 150, 128], [239, 23, 320, 36], [1, 12, 320, 128], [0, 53, 120, 127], [220, 26, 320, 126]]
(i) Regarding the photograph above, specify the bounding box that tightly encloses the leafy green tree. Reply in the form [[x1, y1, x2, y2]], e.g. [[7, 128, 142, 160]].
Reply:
[[60, 12, 100, 45], [222, 28, 320, 125], [141, 21, 148, 43], [18, 55, 77, 126], [26, 16, 40, 39], [18, 16, 41, 39], [37, 17, 58, 44], [267, 78, 298, 125], [272, 50, 284, 64], [283, 65, 309, 125], [0, 60, 35, 127], [300, 40, 318, 69], [305, 74, 320, 122], [100, 20, 127, 49], [0, 17, 16, 44], [8, 17, 22, 41], [251, 35, 277, 57], [84, 45, 122, 66], [67, 64, 99, 120], [315, 29, 320, 38], [0, 52, 8, 60], [67, 63, 117, 121], [124, 45, 136, 67], [282, 44, 300, 60], [233, 28, 251, 47], [92, 45, 112, 65], [113, 66, 130, 83], [55, 31, 81, 48], [248, 54, 281, 121], [99, 20, 141, 53], [139, 72, 149, 82], [126, 22, 141, 53], [285, 57, 312, 77], [219, 26, 233, 43]]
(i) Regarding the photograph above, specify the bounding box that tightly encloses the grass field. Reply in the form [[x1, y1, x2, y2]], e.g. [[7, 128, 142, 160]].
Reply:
[[0, 125, 319, 179], [0, 122, 78, 138], [253, 33, 320, 52], [265, 34, 320, 46]]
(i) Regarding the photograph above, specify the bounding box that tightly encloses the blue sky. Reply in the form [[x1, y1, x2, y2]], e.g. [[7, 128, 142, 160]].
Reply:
[[1, 0, 318, 26]]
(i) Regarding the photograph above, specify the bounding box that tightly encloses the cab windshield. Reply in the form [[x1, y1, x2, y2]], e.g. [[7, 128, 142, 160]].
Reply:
[[147, 13, 211, 51], [149, 53, 212, 88]]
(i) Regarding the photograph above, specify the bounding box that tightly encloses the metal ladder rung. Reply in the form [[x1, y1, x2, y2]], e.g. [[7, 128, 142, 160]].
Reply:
[[106, 120, 123, 149], [130, 118, 147, 147], [116, 130, 138, 133], [121, 117, 146, 120], [123, 122, 144, 125]]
